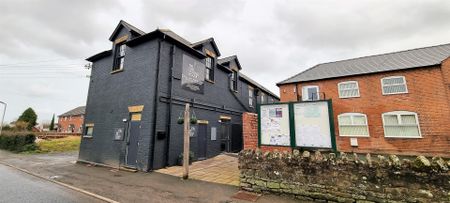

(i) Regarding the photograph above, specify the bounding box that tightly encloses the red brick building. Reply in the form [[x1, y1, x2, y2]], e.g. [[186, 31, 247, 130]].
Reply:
[[277, 44, 450, 157], [58, 106, 85, 133]]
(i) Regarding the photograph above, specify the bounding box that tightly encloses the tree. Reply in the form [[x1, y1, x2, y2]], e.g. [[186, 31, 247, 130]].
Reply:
[[49, 114, 55, 131], [17, 108, 37, 131]]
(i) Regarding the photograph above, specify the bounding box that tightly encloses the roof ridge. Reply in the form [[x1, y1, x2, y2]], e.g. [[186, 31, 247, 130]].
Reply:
[[317, 42, 450, 66], [276, 64, 319, 85], [278, 42, 450, 85]]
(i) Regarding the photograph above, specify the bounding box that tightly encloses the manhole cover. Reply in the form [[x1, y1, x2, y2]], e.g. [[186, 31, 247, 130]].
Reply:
[[231, 191, 261, 202]]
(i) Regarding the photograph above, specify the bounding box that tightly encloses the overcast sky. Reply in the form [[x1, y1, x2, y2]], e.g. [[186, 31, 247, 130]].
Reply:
[[1, 0, 450, 124]]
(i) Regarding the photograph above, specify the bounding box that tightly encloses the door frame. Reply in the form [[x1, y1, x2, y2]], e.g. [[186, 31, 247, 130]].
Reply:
[[125, 112, 141, 168], [197, 123, 208, 160]]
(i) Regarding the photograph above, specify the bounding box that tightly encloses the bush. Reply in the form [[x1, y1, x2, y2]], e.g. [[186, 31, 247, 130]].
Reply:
[[177, 151, 195, 166], [0, 131, 37, 152]]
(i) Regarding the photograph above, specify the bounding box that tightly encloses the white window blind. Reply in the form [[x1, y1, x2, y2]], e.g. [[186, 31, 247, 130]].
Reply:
[[338, 113, 369, 137], [382, 111, 421, 138], [381, 76, 408, 95], [338, 81, 360, 98]]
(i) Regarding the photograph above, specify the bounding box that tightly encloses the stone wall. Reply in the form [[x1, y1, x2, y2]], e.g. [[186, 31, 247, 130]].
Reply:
[[239, 149, 450, 202]]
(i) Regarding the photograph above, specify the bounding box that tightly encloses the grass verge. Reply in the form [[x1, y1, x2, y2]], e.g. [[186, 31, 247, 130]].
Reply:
[[25, 136, 81, 154]]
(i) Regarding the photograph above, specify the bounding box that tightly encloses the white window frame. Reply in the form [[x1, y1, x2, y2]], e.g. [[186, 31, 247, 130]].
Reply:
[[382, 111, 422, 138], [381, 76, 408, 95], [338, 81, 360, 98], [302, 85, 319, 101], [337, 113, 370, 137]]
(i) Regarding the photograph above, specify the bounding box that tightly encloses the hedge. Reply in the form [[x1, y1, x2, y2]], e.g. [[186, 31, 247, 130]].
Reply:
[[0, 131, 38, 152]]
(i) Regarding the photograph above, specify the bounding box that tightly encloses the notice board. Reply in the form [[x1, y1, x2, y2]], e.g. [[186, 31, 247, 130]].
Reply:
[[259, 104, 291, 146], [293, 101, 332, 148]]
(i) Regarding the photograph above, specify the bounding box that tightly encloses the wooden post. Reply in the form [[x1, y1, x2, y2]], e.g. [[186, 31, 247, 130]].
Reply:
[[182, 103, 190, 179]]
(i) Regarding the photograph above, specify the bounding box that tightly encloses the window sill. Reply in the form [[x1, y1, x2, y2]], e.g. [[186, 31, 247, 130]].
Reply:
[[339, 96, 361, 99], [111, 68, 124, 74], [83, 135, 93, 139], [382, 92, 408, 96], [339, 135, 370, 138], [206, 79, 215, 84], [384, 136, 422, 139]]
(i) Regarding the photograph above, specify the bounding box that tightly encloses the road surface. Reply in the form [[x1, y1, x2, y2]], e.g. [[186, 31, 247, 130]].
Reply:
[[0, 164, 101, 203]]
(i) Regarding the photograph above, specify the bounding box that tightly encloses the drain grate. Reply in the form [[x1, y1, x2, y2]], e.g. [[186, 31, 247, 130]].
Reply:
[[231, 191, 261, 202]]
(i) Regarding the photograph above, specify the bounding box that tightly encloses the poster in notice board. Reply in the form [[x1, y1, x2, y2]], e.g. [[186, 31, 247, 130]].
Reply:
[[181, 54, 205, 94], [293, 101, 332, 148], [260, 104, 291, 146]]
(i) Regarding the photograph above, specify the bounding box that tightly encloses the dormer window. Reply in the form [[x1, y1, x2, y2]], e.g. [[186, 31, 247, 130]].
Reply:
[[205, 56, 215, 82], [231, 71, 238, 91], [113, 43, 126, 71]]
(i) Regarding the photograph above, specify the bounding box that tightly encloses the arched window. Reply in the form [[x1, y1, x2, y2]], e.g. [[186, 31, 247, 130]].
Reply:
[[337, 113, 369, 137], [382, 111, 421, 138]]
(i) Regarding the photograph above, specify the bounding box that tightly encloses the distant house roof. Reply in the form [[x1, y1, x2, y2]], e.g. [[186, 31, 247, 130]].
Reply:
[[240, 73, 279, 99], [278, 43, 450, 85], [59, 106, 85, 117]]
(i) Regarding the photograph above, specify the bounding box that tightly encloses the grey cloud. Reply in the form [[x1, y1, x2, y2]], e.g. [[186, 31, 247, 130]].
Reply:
[[1, 0, 450, 123]]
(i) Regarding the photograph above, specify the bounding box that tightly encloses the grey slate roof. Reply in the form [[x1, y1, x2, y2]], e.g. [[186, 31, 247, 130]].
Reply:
[[240, 73, 279, 99], [158, 29, 192, 46], [59, 106, 85, 117], [217, 55, 237, 64], [278, 43, 450, 85], [217, 55, 242, 70]]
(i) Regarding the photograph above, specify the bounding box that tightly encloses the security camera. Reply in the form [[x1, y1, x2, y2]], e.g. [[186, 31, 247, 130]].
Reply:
[[122, 118, 128, 123]]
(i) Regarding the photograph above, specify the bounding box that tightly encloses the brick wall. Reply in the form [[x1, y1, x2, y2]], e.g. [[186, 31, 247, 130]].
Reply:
[[242, 112, 292, 152], [278, 66, 450, 157], [58, 115, 84, 133]]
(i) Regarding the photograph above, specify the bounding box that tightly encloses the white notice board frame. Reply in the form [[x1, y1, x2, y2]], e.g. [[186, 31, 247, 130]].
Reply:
[[293, 100, 334, 149]]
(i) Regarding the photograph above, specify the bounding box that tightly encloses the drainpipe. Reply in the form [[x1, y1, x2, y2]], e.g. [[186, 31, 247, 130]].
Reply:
[[150, 36, 164, 171], [164, 45, 175, 166], [295, 84, 300, 101]]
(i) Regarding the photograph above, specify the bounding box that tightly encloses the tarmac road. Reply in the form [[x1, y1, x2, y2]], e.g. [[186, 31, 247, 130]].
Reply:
[[0, 164, 101, 203]]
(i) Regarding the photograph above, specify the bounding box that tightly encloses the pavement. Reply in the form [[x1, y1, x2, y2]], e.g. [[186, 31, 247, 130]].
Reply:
[[0, 150, 299, 203], [157, 154, 240, 186], [0, 164, 100, 203]]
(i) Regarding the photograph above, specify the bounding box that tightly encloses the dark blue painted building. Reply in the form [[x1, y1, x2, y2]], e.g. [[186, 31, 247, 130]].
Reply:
[[79, 20, 279, 171]]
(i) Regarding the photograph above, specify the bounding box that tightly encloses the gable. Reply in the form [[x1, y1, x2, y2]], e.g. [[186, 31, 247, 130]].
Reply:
[[109, 20, 145, 42], [191, 38, 221, 57]]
